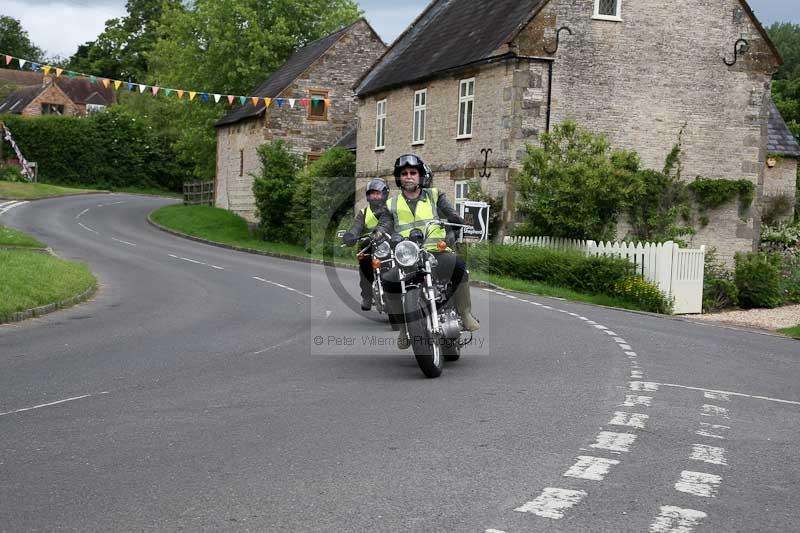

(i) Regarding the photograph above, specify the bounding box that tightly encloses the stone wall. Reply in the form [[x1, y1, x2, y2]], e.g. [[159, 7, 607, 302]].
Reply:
[[22, 84, 79, 117], [524, 0, 780, 257], [216, 20, 386, 223], [763, 158, 798, 223]]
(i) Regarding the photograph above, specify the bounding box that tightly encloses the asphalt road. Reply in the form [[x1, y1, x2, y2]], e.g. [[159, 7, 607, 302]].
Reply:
[[1, 194, 798, 532]]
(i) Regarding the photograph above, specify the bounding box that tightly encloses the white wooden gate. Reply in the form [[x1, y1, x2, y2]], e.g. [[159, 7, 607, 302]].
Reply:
[[503, 237, 706, 314]]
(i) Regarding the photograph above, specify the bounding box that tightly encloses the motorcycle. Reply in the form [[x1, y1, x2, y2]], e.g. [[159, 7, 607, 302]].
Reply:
[[382, 220, 472, 378], [344, 231, 395, 320]]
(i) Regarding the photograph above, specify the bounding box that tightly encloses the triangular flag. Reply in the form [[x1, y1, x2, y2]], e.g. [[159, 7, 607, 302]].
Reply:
[[250, 97, 258, 106], [264, 98, 272, 107], [18, 59, 26, 68], [201, 93, 209, 103], [126, 82, 134, 91], [165, 88, 174, 96], [213, 94, 221, 103], [239, 96, 246, 105], [89, 75, 97, 83], [102, 79, 110, 88], [43, 66, 51, 76], [151, 86, 160, 96], [189, 91, 197, 101], [177, 90, 184, 99], [300, 99, 308, 108], [312, 98, 321, 108], [227, 95, 235, 105], [114, 80, 122, 90], [56, 68, 63, 77], [276, 99, 284, 107], [138, 84, 147, 93], [4, 55, 11, 65], [30, 62, 40, 71], [288, 99, 296, 108]]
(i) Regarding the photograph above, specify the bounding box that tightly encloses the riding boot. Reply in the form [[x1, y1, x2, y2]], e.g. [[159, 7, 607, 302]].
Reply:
[[386, 294, 411, 350], [453, 282, 480, 332]]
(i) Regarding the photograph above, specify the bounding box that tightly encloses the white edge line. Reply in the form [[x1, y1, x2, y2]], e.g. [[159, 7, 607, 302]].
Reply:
[[657, 382, 800, 406], [0, 392, 109, 417]]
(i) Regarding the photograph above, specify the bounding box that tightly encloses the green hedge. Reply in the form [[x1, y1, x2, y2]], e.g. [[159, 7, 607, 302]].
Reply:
[[466, 244, 673, 313], [1, 108, 186, 191]]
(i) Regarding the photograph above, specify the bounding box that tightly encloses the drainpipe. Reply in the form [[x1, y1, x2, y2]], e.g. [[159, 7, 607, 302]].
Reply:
[[546, 61, 553, 133]]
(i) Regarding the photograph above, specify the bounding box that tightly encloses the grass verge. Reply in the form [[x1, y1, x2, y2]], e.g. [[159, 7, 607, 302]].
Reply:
[[150, 205, 358, 266], [0, 180, 105, 200], [0, 250, 96, 320], [0, 224, 46, 248], [778, 324, 800, 339], [471, 272, 649, 312]]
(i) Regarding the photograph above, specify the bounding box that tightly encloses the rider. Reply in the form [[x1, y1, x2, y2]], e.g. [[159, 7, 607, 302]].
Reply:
[[376, 154, 480, 349], [343, 178, 390, 311]]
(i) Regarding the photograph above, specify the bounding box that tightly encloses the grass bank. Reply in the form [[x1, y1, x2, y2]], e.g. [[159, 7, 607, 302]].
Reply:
[[0, 180, 180, 200], [0, 224, 46, 248], [0, 249, 96, 321], [779, 324, 800, 339], [150, 205, 358, 266], [151, 205, 656, 312]]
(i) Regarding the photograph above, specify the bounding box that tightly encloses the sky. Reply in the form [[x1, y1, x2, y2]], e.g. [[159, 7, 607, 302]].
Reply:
[[1, 0, 797, 59]]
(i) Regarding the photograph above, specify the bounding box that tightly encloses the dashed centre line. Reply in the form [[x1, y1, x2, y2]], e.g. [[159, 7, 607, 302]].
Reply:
[[253, 277, 313, 299], [78, 222, 99, 234], [168, 254, 225, 271], [0, 392, 109, 417], [112, 238, 137, 247]]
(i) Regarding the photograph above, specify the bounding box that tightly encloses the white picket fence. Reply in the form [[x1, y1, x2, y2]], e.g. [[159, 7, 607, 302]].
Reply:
[[503, 236, 706, 314]]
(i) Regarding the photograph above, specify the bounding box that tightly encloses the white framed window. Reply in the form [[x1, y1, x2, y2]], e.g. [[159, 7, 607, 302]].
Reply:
[[457, 78, 475, 139], [412, 89, 426, 145], [454, 180, 469, 217], [86, 104, 106, 114], [593, 0, 621, 21], [375, 99, 386, 150]]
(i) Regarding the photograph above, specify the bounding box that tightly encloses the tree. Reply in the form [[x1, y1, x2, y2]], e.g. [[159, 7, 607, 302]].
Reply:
[[513, 121, 641, 241], [148, 0, 362, 95], [252, 140, 304, 243], [768, 22, 800, 81], [66, 0, 184, 81], [0, 16, 43, 64]]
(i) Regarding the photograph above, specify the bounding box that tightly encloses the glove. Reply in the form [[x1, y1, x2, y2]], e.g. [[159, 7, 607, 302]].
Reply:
[[342, 232, 357, 246]]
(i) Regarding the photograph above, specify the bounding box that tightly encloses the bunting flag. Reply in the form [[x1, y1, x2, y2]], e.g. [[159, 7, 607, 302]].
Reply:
[[0, 51, 343, 113]]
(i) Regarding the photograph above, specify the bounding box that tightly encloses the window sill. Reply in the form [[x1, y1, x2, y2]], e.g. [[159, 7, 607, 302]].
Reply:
[[374, 147, 385, 152], [455, 135, 473, 141], [591, 14, 622, 22], [412, 141, 425, 146]]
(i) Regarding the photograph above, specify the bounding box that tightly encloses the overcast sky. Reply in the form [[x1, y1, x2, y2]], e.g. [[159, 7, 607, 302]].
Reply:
[[1, 0, 797, 59]]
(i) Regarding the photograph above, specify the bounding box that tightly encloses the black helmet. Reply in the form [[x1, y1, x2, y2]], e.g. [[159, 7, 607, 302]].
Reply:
[[365, 178, 389, 202], [393, 154, 433, 188]]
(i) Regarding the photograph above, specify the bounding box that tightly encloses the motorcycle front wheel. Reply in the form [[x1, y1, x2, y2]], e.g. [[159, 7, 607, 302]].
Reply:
[[403, 288, 443, 378]]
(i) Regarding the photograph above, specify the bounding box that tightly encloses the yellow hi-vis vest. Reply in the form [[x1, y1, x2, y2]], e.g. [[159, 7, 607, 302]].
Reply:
[[387, 188, 447, 251], [362, 205, 379, 230]]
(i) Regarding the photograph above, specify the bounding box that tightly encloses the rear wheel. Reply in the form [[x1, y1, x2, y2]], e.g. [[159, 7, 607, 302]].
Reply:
[[403, 289, 443, 378]]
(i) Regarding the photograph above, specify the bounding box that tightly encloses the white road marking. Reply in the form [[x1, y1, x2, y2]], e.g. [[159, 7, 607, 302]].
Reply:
[[514, 488, 587, 519], [619, 344, 633, 350], [594, 324, 608, 330], [656, 382, 800, 407], [112, 238, 137, 247], [609, 412, 649, 429], [0, 392, 109, 417], [701, 405, 730, 419], [623, 395, 652, 407], [631, 370, 644, 379], [563, 456, 620, 481], [675, 471, 722, 497], [704, 391, 730, 402], [0, 200, 28, 215], [253, 277, 313, 299], [590, 431, 637, 453], [180, 256, 205, 265], [613, 337, 626, 342], [696, 422, 729, 440], [630, 381, 659, 392], [485, 530, 507, 533], [650, 506, 707, 533], [541, 305, 553, 310], [604, 331, 618, 336], [0, 200, 15, 208], [690, 444, 727, 466], [579, 317, 589, 321], [625, 351, 638, 357], [78, 222, 99, 234], [210, 265, 225, 270], [109, 201, 126, 205], [75, 208, 90, 219]]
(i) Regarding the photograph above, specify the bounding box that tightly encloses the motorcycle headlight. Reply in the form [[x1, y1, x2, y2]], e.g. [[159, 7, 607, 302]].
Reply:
[[395, 241, 420, 267], [374, 241, 391, 259]]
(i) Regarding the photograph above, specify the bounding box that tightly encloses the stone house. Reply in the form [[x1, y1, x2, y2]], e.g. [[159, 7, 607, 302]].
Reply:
[[214, 19, 386, 223], [765, 100, 800, 221], [0, 76, 115, 117], [354, 0, 790, 256]]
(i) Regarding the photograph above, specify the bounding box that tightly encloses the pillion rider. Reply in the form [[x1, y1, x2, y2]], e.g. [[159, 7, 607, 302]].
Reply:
[[342, 178, 390, 311], [375, 154, 480, 348]]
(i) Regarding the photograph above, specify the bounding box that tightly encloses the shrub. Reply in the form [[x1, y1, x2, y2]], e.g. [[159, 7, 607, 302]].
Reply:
[[778, 253, 800, 304], [612, 275, 674, 314], [0, 165, 24, 182], [252, 140, 302, 243], [734, 252, 784, 309], [702, 247, 738, 312]]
